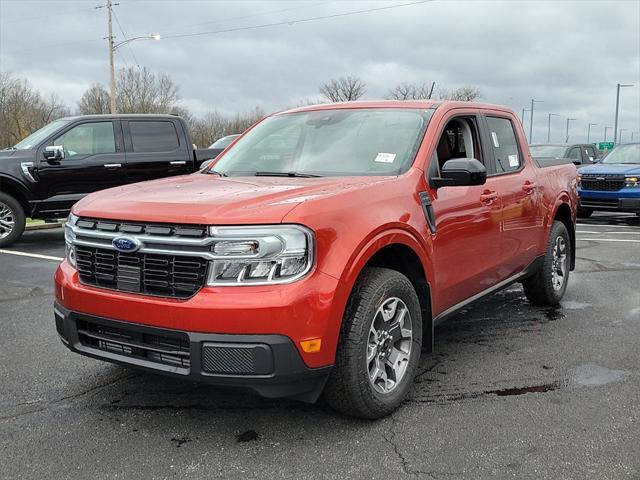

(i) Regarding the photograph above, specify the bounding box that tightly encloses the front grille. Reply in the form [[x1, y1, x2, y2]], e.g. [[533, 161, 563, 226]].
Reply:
[[580, 198, 619, 208], [76, 246, 208, 298], [76, 218, 207, 237], [581, 176, 625, 191], [76, 317, 190, 370]]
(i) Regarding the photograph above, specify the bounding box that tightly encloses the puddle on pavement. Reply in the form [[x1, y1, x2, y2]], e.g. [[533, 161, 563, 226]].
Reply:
[[237, 430, 260, 443]]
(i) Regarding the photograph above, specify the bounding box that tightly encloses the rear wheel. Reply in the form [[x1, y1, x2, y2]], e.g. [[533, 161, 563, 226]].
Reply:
[[324, 267, 422, 419], [577, 207, 593, 218], [522, 221, 571, 306], [0, 193, 26, 247]]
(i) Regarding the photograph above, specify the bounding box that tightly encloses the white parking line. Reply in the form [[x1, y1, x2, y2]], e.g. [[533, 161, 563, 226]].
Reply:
[[577, 223, 639, 228], [0, 249, 63, 262], [576, 238, 640, 243], [577, 230, 640, 235]]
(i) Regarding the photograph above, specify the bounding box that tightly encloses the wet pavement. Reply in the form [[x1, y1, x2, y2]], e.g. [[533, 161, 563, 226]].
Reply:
[[1, 213, 639, 479]]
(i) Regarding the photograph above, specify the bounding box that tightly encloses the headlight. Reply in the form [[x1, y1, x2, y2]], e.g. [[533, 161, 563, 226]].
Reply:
[[624, 176, 639, 187], [206, 225, 314, 285], [64, 213, 78, 268]]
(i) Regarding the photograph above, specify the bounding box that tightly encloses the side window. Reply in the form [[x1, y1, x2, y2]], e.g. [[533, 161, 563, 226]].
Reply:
[[53, 122, 115, 160], [434, 117, 482, 172], [485, 116, 520, 173], [567, 147, 581, 161], [585, 146, 596, 163], [129, 121, 180, 153]]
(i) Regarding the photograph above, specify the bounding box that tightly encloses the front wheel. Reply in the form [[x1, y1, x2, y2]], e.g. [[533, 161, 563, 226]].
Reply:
[[0, 193, 26, 247], [522, 221, 571, 306], [324, 267, 422, 419]]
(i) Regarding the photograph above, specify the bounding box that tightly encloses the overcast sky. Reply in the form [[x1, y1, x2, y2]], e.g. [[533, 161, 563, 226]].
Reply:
[[1, 0, 639, 144]]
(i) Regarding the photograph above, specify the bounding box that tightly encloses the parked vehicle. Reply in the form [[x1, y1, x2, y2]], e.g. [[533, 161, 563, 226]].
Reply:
[[208, 134, 240, 150], [577, 142, 640, 218], [0, 114, 219, 246], [530, 143, 601, 166], [55, 101, 578, 418]]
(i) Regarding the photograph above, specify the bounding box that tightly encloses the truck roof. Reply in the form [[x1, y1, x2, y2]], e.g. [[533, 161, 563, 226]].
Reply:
[[58, 114, 182, 121], [280, 100, 514, 115]]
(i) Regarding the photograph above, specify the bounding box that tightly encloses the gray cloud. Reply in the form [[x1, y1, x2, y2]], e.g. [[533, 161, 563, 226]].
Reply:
[[1, 0, 639, 143]]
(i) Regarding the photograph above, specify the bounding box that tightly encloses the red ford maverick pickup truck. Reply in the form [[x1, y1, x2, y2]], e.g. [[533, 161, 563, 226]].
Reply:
[[55, 101, 578, 418]]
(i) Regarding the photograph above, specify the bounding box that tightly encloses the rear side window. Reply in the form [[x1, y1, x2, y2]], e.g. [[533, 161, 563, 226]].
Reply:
[[486, 116, 520, 173], [584, 146, 597, 163], [129, 121, 180, 152]]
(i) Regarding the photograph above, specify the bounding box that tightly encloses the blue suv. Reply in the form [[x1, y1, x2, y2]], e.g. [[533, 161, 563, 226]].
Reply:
[[577, 143, 640, 218]]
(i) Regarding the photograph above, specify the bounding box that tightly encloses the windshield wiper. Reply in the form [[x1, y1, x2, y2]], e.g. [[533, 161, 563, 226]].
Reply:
[[254, 171, 322, 178]]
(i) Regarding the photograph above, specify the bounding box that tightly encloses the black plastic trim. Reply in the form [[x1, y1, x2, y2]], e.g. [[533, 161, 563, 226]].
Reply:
[[418, 191, 436, 233]]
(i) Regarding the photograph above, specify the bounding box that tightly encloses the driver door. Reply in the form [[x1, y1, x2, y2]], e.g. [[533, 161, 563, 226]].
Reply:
[[36, 120, 125, 214]]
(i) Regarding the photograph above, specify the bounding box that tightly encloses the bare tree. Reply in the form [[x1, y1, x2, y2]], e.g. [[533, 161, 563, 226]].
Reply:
[[115, 66, 181, 114], [77, 83, 111, 114], [387, 82, 435, 100], [0, 72, 69, 148], [188, 107, 265, 148], [438, 86, 482, 102], [319, 76, 366, 102]]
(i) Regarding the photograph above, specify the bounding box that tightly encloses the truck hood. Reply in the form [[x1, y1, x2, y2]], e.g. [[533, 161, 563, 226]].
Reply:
[[74, 173, 391, 224], [578, 163, 640, 175]]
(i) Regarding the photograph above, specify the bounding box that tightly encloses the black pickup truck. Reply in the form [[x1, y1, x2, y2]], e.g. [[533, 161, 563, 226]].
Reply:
[[0, 114, 219, 246]]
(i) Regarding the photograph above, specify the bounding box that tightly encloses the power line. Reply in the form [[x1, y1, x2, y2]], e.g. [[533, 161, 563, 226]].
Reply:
[[160, 0, 434, 41], [112, 9, 140, 68]]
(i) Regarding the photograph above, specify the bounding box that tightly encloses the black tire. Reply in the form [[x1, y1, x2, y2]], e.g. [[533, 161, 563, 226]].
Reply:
[[522, 221, 571, 306], [0, 192, 26, 248], [324, 267, 422, 419], [577, 207, 593, 218]]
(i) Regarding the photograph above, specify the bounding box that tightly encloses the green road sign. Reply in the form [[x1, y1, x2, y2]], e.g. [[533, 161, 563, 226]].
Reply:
[[598, 142, 615, 151]]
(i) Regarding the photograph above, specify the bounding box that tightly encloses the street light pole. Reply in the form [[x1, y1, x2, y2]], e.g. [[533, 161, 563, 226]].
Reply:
[[604, 126, 612, 142], [565, 118, 576, 142], [107, 0, 116, 114], [521, 107, 530, 127], [614, 83, 634, 145], [529, 99, 543, 143], [587, 123, 597, 143], [547, 113, 559, 142]]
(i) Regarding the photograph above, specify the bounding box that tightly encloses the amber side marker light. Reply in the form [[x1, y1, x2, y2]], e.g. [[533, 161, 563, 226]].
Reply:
[[300, 338, 322, 353]]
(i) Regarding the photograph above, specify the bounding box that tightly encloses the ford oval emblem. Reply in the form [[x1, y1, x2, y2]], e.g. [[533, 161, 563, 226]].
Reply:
[[112, 236, 141, 253]]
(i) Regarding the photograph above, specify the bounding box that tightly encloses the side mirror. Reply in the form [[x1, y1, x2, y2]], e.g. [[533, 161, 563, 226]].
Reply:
[[572, 160, 581, 166], [43, 145, 65, 161], [432, 158, 487, 188]]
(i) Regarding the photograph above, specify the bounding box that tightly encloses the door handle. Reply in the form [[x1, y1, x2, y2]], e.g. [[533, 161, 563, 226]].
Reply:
[[522, 181, 537, 193], [103, 163, 122, 168], [170, 160, 187, 166], [480, 190, 498, 203]]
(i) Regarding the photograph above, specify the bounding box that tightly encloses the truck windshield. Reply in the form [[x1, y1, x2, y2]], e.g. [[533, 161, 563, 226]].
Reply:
[[601, 144, 640, 164], [13, 119, 72, 150], [212, 108, 433, 177], [529, 145, 568, 158]]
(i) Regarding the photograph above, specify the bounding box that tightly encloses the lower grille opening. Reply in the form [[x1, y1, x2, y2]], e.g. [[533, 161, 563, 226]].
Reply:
[[77, 318, 191, 371]]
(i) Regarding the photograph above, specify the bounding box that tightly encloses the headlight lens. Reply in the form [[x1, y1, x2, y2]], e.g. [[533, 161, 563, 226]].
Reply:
[[624, 176, 638, 187], [64, 214, 78, 268], [206, 225, 314, 285]]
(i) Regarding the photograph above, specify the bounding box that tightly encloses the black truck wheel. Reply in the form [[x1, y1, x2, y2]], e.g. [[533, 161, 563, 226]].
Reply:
[[577, 207, 593, 218], [324, 267, 422, 419], [0, 192, 26, 247], [522, 221, 571, 306]]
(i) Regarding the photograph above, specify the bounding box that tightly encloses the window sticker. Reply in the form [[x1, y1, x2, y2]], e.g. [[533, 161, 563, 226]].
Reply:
[[491, 131, 500, 148], [508, 154, 519, 167], [374, 152, 396, 163]]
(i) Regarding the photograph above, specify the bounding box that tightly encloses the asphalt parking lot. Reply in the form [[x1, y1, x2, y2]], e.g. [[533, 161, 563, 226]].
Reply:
[[1, 213, 639, 480]]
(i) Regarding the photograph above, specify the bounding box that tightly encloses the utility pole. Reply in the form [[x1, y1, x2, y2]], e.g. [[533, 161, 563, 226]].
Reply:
[[587, 123, 597, 143], [547, 113, 559, 142], [613, 83, 633, 145], [529, 99, 543, 143], [604, 126, 612, 142], [565, 118, 576, 143], [107, 0, 117, 113]]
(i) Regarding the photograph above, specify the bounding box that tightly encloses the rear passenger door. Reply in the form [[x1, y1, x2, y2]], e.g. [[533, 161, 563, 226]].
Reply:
[[123, 119, 192, 184], [482, 114, 542, 278]]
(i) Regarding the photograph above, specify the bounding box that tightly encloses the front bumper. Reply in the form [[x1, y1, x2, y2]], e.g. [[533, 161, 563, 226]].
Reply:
[[578, 189, 640, 212], [54, 302, 331, 402]]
